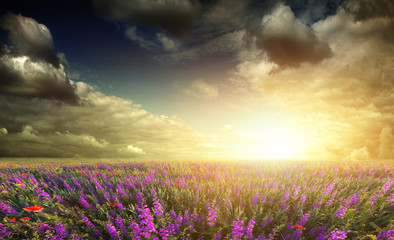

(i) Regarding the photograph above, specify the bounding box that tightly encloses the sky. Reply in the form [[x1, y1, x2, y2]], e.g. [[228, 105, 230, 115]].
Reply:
[[0, 0, 393, 161]]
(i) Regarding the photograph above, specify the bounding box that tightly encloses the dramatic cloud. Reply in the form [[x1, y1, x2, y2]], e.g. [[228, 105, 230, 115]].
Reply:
[[0, 13, 78, 104], [1, 13, 59, 67], [181, 79, 218, 100], [243, 3, 332, 70], [0, 82, 219, 159], [92, 0, 202, 39], [344, 0, 394, 21], [229, 0, 394, 159]]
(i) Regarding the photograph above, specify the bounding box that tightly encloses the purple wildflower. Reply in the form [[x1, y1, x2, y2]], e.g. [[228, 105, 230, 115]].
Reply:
[[298, 214, 310, 226], [386, 192, 394, 202], [325, 228, 350, 240], [299, 194, 306, 204], [79, 196, 90, 209], [106, 223, 120, 239], [36, 223, 53, 235], [207, 204, 218, 226], [129, 221, 141, 240], [54, 223, 68, 239], [324, 183, 335, 196], [0, 202, 17, 216], [153, 196, 164, 219], [0, 223, 12, 238], [82, 216, 95, 228], [293, 186, 300, 198], [246, 219, 256, 238], [138, 204, 157, 237], [232, 220, 245, 239], [335, 205, 347, 219], [350, 193, 359, 206], [377, 229, 394, 240], [115, 216, 127, 237]]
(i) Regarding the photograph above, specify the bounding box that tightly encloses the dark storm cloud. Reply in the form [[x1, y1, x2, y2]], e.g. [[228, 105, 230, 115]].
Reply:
[[0, 13, 79, 104], [343, 0, 394, 21], [244, 3, 332, 70], [1, 13, 60, 68], [92, 0, 202, 39]]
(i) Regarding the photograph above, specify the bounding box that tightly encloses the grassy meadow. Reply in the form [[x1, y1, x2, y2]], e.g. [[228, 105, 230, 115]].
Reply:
[[0, 158, 393, 239]]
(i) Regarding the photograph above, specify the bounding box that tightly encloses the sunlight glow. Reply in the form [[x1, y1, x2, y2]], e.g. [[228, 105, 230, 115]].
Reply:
[[229, 122, 308, 160]]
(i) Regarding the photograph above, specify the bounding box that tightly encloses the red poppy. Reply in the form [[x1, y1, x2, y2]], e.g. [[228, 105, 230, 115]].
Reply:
[[8, 218, 15, 222], [76, 168, 80, 171], [23, 206, 44, 212], [22, 173, 26, 176], [176, 182, 180, 185], [21, 217, 30, 221], [174, 198, 179, 201], [3, 170, 7, 173], [108, 203, 117, 207], [292, 224, 306, 230]]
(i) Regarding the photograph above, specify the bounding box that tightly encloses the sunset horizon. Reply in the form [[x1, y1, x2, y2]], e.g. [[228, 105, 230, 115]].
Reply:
[[0, 0, 393, 162]]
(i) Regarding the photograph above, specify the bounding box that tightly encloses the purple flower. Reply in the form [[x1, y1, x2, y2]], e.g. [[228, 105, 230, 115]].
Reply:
[[299, 194, 306, 204], [325, 228, 350, 240], [298, 214, 310, 226], [0, 202, 17, 216], [381, 178, 393, 195], [232, 220, 245, 238], [115, 216, 127, 237], [54, 223, 68, 239], [79, 196, 90, 209], [106, 223, 120, 239], [0, 223, 12, 238], [293, 186, 300, 198], [386, 192, 394, 202], [246, 219, 255, 238], [377, 229, 394, 240], [82, 216, 95, 228], [153, 196, 164, 219], [129, 221, 141, 240], [36, 223, 53, 235], [335, 205, 347, 219], [138, 204, 157, 237], [324, 183, 335, 196], [350, 193, 359, 206], [207, 203, 218, 226]]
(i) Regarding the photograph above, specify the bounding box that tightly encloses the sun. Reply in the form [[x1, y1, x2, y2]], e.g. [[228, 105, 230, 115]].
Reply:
[[230, 124, 305, 160]]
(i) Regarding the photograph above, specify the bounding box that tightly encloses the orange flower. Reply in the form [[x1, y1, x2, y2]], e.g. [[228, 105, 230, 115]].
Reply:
[[21, 217, 30, 221], [174, 198, 179, 201], [292, 224, 306, 230], [108, 203, 117, 207], [23, 206, 44, 212], [176, 182, 180, 185], [8, 218, 15, 222]]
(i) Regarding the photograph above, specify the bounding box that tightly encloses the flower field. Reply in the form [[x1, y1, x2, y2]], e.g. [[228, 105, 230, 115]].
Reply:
[[0, 159, 393, 239]]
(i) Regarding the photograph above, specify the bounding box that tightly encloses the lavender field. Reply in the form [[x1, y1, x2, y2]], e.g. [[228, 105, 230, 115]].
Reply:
[[0, 159, 393, 240]]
